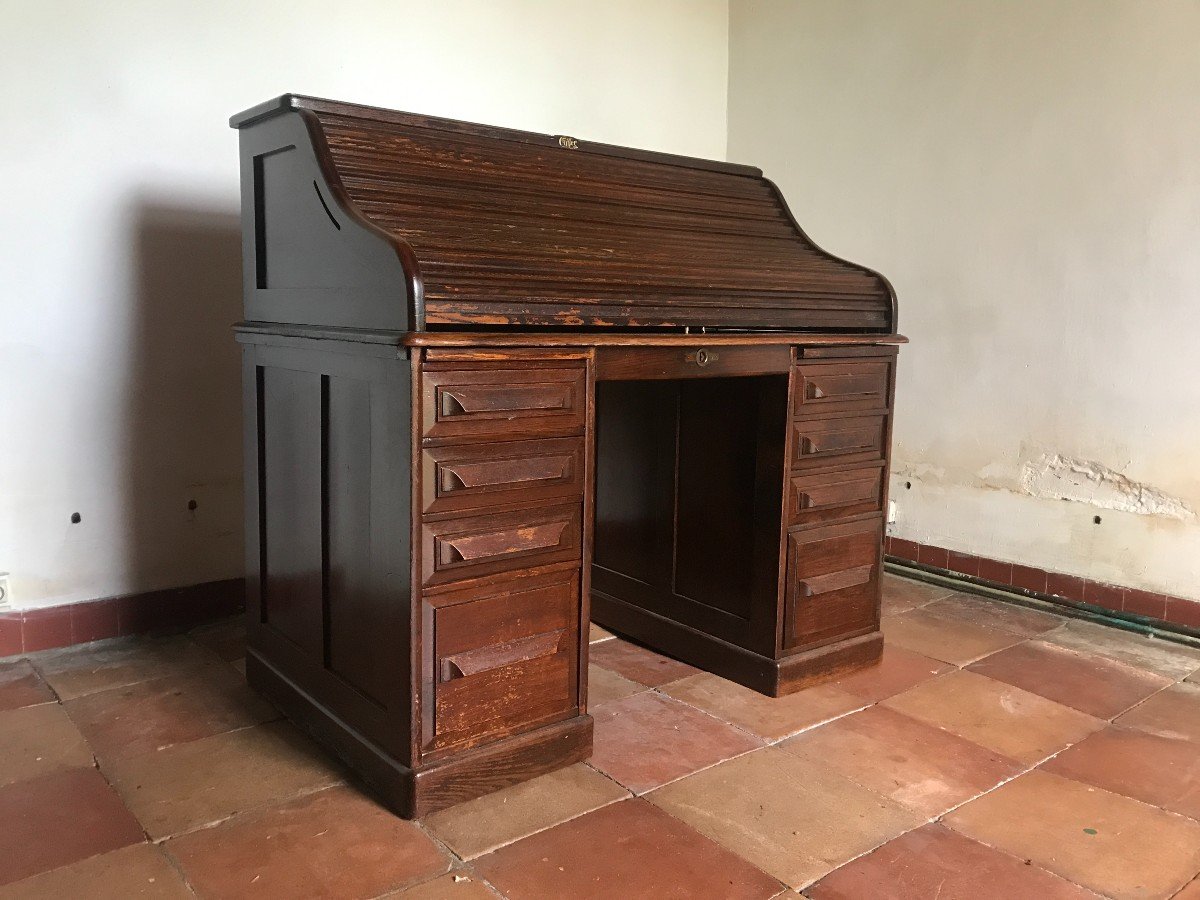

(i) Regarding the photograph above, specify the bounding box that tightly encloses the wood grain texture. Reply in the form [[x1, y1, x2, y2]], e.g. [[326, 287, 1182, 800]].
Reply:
[[232, 94, 897, 332], [233, 95, 907, 815]]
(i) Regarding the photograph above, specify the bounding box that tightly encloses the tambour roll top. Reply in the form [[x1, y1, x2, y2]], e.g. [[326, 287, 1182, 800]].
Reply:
[[231, 94, 896, 334]]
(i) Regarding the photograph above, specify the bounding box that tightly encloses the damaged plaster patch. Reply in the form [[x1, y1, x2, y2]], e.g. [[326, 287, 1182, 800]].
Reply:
[[1020, 453, 1196, 521]]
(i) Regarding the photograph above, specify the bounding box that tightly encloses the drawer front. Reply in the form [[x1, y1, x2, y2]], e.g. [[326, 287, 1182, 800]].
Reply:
[[793, 361, 890, 415], [791, 415, 886, 469], [430, 572, 578, 751], [784, 518, 882, 652], [594, 344, 791, 381], [421, 503, 582, 588], [421, 438, 585, 515], [786, 466, 884, 526], [422, 366, 586, 440]]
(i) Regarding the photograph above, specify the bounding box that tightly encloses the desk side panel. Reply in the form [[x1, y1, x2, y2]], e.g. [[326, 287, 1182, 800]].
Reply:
[[242, 339, 413, 764], [236, 111, 414, 330]]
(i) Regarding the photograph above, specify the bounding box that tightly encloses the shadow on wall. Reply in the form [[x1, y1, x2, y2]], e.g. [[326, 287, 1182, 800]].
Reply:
[[121, 201, 245, 621]]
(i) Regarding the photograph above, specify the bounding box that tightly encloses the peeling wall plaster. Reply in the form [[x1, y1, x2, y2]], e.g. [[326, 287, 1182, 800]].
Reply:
[[729, 0, 1200, 599], [1020, 453, 1195, 522]]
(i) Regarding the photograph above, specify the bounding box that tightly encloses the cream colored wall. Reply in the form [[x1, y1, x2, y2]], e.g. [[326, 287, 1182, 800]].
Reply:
[[0, 0, 730, 609], [728, 1, 1200, 599]]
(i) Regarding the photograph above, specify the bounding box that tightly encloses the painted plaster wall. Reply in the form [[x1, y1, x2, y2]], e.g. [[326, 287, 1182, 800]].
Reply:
[[728, 1, 1200, 599], [0, 0, 730, 609]]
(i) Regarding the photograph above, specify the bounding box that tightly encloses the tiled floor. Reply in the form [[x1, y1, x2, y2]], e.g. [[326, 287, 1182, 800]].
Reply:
[[3, 575, 1200, 898]]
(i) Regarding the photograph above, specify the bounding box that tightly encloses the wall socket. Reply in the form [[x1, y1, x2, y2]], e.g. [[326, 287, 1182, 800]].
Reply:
[[0, 573, 10, 611]]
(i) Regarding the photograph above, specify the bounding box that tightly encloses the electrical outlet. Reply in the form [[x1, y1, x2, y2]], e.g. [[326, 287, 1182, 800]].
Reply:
[[0, 573, 10, 611], [887, 500, 897, 524]]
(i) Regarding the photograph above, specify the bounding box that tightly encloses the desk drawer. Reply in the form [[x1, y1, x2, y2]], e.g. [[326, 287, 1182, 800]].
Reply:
[[784, 518, 881, 651], [421, 503, 582, 588], [790, 414, 887, 469], [421, 366, 586, 441], [793, 361, 890, 415], [786, 466, 884, 526], [421, 438, 584, 516], [594, 344, 791, 381], [430, 572, 578, 751]]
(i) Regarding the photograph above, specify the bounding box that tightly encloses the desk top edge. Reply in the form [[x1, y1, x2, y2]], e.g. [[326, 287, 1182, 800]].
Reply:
[[233, 322, 907, 348]]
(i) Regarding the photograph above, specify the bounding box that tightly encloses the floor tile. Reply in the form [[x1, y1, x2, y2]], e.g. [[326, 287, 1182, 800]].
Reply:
[[662, 672, 866, 742], [830, 644, 950, 703], [0, 659, 56, 711], [882, 670, 1103, 764], [167, 784, 448, 899], [189, 616, 246, 662], [35, 636, 225, 700], [0, 703, 94, 786], [423, 762, 629, 859], [1115, 681, 1200, 742], [1042, 620, 1200, 681], [588, 622, 615, 643], [806, 822, 1099, 900], [393, 872, 497, 899], [1043, 725, 1200, 820], [780, 705, 1023, 817], [1176, 877, 1200, 900], [105, 720, 343, 839], [589, 690, 761, 793], [64, 664, 279, 760], [587, 663, 648, 706], [880, 574, 955, 616], [588, 638, 699, 686], [648, 747, 925, 890], [966, 640, 1172, 719], [473, 797, 782, 900], [882, 607, 1024, 666], [945, 769, 1200, 900], [924, 592, 1064, 637], [0, 767, 145, 887], [0, 843, 191, 899]]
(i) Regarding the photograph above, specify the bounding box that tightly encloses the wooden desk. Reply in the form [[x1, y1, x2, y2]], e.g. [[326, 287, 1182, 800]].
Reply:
[[231, 96, 904, 817]]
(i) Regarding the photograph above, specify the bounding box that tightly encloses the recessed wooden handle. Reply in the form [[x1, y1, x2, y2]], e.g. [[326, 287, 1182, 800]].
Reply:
[[439, 385, 570, 417], [439, 629, 564, 682], [797, 564, 873, 598]]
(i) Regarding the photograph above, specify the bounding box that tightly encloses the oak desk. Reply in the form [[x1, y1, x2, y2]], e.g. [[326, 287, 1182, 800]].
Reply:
[[231, 95, 904, 817]]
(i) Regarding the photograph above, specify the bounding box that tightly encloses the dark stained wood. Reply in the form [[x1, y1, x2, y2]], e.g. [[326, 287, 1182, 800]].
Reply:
[[420, 437, 584, 516], [232, 94, 897, 332], [421, 364, 586, 442], [233, 94, 903, 816], [593, 344, 791, 381], [407, 332, 907, 348], [784, 516, 883, 651], [785, 464, 885, 527]]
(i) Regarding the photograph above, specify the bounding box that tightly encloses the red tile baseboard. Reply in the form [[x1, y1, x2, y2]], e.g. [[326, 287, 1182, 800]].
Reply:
[[885, 540, 1198, 634], [0, 579, 245, 658]]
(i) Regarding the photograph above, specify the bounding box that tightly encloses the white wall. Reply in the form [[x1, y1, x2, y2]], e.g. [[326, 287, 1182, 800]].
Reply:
[[0, 0, 730, 609], [729, 1, 1200, 599]]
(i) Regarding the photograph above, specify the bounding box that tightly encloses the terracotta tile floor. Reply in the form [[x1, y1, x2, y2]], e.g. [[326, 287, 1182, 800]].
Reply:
[[2, 572, 1200, 898]]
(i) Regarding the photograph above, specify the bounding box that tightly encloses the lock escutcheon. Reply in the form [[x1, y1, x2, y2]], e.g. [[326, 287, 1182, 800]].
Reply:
[[685, 348, 718, 367]]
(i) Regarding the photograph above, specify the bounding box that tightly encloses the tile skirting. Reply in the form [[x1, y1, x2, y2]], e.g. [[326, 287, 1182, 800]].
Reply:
[[884, 537, 1199, 635], [0, 579, 245, 658]]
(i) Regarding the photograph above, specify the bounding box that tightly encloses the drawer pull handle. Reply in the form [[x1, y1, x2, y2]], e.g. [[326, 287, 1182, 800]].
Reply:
[[439, 455, 573, 492], [439, 386, 570, 417], [439, 629, 565, 682], [438, 520, 569, 565], [797, 479, 878, 509], [797, 564, 873, 598], [799, 435, 874, 456], [684, 348, 719, 367]]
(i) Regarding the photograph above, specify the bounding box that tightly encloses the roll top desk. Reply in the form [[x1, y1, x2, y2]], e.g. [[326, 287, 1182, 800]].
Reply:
[[230, 95, 904, 817]]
